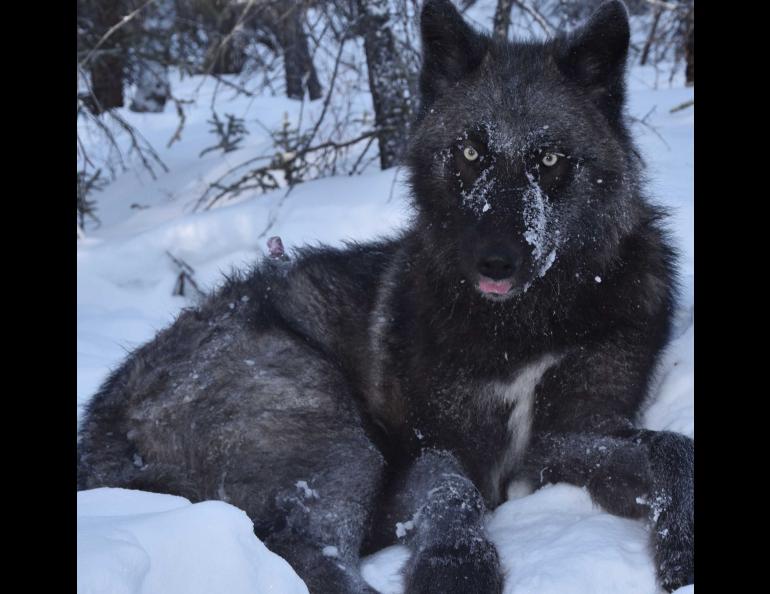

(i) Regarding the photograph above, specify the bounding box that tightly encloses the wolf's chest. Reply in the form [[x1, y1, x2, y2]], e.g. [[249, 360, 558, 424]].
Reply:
[[479, 352, 562, 503]]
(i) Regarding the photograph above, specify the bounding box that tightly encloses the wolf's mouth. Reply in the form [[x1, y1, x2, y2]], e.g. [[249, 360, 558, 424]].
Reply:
[[477, 276, 513, 296]]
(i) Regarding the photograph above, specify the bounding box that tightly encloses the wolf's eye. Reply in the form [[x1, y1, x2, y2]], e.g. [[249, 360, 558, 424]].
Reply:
[[541, 153, 560, 167], [463, 146, 479, 161]]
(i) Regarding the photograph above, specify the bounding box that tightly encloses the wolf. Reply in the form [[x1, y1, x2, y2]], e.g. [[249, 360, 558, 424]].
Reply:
[[77, 1, 694, 592]]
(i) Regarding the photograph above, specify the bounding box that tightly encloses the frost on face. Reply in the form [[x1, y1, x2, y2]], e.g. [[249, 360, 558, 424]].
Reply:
[[541, 249, 557, 277], [432, 147, 452, 177], [483, 120, 516, 156], [460, 165, 496, 216], [523, 171, 560, 278]]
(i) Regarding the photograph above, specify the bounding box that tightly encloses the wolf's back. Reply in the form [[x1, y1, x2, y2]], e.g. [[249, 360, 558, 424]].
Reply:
[[76, 240, 398, 504]]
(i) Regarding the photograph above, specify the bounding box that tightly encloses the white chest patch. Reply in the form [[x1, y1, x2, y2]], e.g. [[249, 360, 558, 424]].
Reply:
[[486, 352, 562, 501]]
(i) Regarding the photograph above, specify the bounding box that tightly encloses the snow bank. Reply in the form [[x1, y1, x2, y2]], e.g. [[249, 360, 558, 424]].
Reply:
[[77, 488, 308, 594], [488, 484, 657, 594]]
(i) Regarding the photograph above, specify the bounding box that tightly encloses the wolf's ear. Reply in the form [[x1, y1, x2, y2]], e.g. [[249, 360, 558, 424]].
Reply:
[[556, 0, 630, 119], [419, 0, 488, 107]]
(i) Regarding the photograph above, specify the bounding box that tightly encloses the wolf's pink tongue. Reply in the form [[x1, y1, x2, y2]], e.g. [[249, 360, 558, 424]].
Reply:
[[478, 277, 513, 295]]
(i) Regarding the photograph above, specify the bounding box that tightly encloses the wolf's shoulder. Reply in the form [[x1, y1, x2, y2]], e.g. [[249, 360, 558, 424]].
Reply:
[[286, 237, 404, 285]]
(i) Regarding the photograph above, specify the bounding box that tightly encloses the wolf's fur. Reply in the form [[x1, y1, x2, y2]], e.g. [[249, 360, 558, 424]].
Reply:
[[77, 1, 693, 592]]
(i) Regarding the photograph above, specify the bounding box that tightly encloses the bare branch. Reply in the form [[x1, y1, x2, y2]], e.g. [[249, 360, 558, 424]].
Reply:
[[669, 99, 693, 114], [514, 0, 555, 38], [80, 0, 159, 68]]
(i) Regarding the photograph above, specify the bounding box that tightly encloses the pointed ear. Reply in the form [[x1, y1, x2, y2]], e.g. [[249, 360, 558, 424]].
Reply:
[[419, 0, 489, 107], [556, 0, 630, 119]]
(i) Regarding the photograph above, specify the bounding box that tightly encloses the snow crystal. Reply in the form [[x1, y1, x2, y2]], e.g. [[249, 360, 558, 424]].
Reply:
[[395, 520, 414, 539], [295, 480, 319, 500], [322, 546, 339, 558], [648, 492, 672, 523]]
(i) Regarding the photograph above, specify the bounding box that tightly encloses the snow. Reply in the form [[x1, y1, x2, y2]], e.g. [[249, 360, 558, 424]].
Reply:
[[490, 484, 656, 593], [77, 11, 693, 594], [77, 488, 309, 594], [394, 519, 416, 539], [461, 161, 497, 215]]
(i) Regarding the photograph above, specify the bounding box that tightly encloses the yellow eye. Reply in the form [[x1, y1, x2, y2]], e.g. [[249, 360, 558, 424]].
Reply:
[[542, 153, 559, 167], [463, 146, 479, 161]]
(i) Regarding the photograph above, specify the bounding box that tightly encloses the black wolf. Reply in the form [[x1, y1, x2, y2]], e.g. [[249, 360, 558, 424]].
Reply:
[[77, 1, 693, 592]]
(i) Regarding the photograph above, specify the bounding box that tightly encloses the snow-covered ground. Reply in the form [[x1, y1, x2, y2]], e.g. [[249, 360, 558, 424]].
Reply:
[[77, 488, 310, 594], [77, 10, 693, 594]]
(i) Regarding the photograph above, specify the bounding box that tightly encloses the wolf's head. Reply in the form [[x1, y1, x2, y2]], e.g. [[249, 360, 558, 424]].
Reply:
[[408, 0, 644, 302]]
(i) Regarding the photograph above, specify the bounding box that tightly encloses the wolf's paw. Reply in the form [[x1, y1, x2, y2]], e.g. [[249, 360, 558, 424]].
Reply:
[[404, 538, 504, 594], [649, 492, 693, 591], [655, 537, 693, 592], [647, 432, 694, 592], [653, 511, 693, 593]]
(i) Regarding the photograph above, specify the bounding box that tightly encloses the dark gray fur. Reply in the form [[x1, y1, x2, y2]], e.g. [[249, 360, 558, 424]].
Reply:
[[77, 1, 693, 592]]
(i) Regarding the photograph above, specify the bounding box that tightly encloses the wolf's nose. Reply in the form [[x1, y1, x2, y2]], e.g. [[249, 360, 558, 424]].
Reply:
[[478, 256, 515, 280]]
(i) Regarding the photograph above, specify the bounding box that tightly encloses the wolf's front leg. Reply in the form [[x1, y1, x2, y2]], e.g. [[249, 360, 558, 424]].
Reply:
[[389, 450, 503, 594], [524, 428, 693, 591]]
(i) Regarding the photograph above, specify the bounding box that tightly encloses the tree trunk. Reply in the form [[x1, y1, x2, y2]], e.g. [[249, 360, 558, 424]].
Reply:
[[640, 7, 662, 66], [683, 6, 694, 86], [356, 0, 413, 169], [256, 2, 322, 101], [87, 2, 126, 113], [493, 0, 515, 41], [281, 7, 322, 101], [205, 4, 247, 75], [90, 55, 125, 113], [131, 0, 174, 113]]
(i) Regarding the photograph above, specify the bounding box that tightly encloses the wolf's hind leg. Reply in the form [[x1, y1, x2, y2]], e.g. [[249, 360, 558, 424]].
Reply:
[[382, 450, 503, 594], [262, 429, 385, 594]]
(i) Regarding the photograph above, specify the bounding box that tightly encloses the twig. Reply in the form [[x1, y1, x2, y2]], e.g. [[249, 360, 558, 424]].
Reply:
[[629, 106, 671, 150], [643, 0, 681, 11], [107, 110, 169, 178], [198, 129, 382, 211], [167, 251, 205, 299], [669, 99, 694, 113], [80, 0, 159, 68], [514, 0, 554, 37], [167, 96, 194, 148], [348, 133, 377, 175]]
